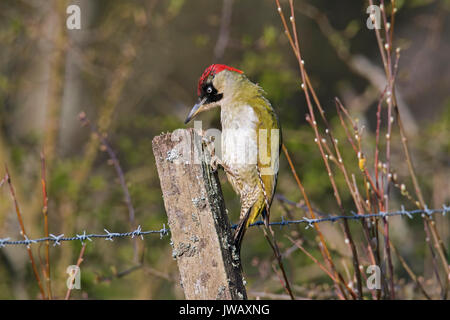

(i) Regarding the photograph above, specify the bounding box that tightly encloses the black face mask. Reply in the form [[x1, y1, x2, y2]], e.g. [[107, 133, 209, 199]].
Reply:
[[201, 83, 223, 104]]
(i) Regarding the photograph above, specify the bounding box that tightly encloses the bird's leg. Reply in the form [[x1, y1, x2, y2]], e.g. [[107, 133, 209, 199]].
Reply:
[[200, 134, 237, 178], [209, 154, 220, 172], [210, 155, 238, 180], [200, 134, 220, 172]]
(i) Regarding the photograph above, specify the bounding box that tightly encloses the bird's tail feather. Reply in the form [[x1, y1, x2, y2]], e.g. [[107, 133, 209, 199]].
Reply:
[[234, 206, 269, 253], [233, 208, 252, 254]]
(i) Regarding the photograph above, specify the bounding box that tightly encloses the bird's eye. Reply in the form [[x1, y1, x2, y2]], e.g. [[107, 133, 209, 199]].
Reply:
[[206, 86, 213, 94]]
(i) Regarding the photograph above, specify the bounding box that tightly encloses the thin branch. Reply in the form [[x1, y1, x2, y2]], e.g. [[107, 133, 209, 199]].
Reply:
[[40, 152, 52, 299], [65, 243, 87, 300], [79, 112, 139, 262], [213, 0, 233, 61], [276, 0, 358, 299], [256, 165, 295, 300], [5, 165, 46, 299]]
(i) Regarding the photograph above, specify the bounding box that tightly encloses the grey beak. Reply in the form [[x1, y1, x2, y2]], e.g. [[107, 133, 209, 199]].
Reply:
[[184, 97, 206, 124]]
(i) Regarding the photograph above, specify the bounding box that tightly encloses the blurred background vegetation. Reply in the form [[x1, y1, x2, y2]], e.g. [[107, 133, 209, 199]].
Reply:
[[0, 0, 448, 299]]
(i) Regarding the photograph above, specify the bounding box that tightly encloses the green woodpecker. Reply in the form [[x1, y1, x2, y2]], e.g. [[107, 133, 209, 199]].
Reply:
[[185, 64, 281, 252]]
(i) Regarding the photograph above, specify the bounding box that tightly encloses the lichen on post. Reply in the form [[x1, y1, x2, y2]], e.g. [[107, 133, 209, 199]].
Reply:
[[152, 128, 246, 300]]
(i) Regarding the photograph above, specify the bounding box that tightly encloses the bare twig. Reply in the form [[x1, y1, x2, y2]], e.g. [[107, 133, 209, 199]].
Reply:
[[213, 0, 234, 61], [281, 144, 356, 299], [79, 112, 139, 262], [65, 243, 87, 300], [40, 153, 52, 299], [96, 264, 143, 283], [276, 0, 358, 299], [5, 165, 46, 299], [256, 165, 295, 300]]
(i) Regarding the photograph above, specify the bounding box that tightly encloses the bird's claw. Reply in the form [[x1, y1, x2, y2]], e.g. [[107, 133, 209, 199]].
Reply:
[[201, 135, 213, 146], [210, 155, 220, 172], [201, 134, 219, 172], [201, 135, 216, 155], [209, 155, 236, 179], [200, 133, 236, 178]]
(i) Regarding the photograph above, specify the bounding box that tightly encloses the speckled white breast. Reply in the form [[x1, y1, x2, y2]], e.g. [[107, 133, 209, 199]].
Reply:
[[220, 104, 259, 167]]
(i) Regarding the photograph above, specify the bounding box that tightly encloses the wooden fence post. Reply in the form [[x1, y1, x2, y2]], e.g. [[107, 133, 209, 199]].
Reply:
[[152, 128, 247, 300]]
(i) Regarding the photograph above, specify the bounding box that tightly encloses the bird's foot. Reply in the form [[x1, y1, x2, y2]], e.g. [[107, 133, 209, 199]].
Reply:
[[208, 154, 238, 179], [199, 133, 237, 179], [215, 158, 238, 179], [200, 134, 222, 173], [210, 155, 220, 173], [200, 135, 216, 156]]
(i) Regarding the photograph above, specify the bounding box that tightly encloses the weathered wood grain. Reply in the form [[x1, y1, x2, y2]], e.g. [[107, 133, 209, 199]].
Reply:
[[152, 128, 246, 300]]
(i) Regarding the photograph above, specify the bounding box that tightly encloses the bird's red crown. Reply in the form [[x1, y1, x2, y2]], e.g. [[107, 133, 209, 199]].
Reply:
[[198, 64, 243, 95]]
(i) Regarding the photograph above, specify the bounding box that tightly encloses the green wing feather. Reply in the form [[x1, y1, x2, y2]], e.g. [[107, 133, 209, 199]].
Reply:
[[249, 95, 281, 225]]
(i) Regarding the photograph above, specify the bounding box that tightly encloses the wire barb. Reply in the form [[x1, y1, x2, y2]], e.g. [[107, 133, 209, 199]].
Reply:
[[442, 204, 449, 216], [104, 229, 120, 242], [159, 224, 169, 239], [303, 217, 315, 229], [131, 225, 144, 240], [0, 237, 10, 248], [49, 234, 64, 246], [76, 231, 92, 244], [400, 205, 412, 219]]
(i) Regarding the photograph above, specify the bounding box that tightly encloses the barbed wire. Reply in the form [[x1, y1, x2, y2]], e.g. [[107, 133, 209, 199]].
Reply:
[[0, 205, 448, 248], [0, 225, 170, 248], [247, 205, 449, 229]]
